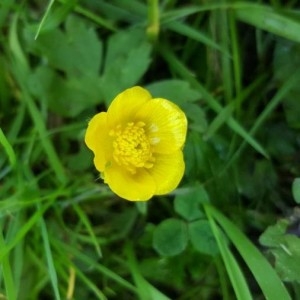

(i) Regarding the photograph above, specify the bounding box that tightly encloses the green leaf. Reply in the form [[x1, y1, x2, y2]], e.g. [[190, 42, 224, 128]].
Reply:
[[135, 201, 148, 215], [146, 79, 201, 106], [273, 236, 300, 283], [183, 103, 207, 133], [25, 15, 102, 76], [188, 220, 219, 256], [28, 65, 102, 117], [64, 15, 102, 75], [147, 80, 207, 131], [292, 178, 300, 204], [152, 218, 188, 257], [174, 185, 209, 221], [101, 28, 152, 104], [259, 217, 300, 283], [205, 205, 292, 300], [35, 0, 76, 37], [259, 219, 288, 248]]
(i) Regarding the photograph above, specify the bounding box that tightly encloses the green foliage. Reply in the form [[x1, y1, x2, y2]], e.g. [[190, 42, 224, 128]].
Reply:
[[24, 17, 151, 116], [153, 186, 218, 257], [0, 128, 16, 168], [260, 215, 300, 283], [1, 0, 300, 299], [273, 39, 300, 129], [101, 28, 152, 104], [235, 3, 300, 43], [152, 218, 188, 257], [188, 220, 219, 256], [206, 205, 292, 300], [292, 179, 300, 204], [174, 185, 208, 221]]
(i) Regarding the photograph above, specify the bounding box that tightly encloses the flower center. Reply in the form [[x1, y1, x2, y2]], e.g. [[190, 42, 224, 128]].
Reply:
[[110, 122, 155, 173]]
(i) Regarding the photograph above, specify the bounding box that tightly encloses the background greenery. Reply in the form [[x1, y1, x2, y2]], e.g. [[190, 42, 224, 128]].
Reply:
[[1, 0, 300, 299]]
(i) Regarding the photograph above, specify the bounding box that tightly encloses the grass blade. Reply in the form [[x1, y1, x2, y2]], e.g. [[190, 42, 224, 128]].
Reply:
[[0, 201, 52, 262], [73, 204, 102, 257], [52, 239, 137, 294], [0, 231, 17, 300], [206, 211, 252, 300], [8, 15, 67, 184], [73, 265, 107, 300], [35, 0, 55, 39], [165, 21, 230, 56], [125, 243, 171, 300], [204, 104, 234, 141], [0, 128, 16, 168], [205, 205, 292, 300], [58, 0, 116, 31], [235, 3, 300, 43], [38, 206, 61, 300], [225, 69, 300, 169]]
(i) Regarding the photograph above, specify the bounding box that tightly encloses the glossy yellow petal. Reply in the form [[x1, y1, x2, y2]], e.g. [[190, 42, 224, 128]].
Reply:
[[85, 87, 187, 201], [107, 86, 152, 128], [84, 112, 113, 172], [149, 151, 185, 195], [104, 163, 156, 201], [135, 98, 187, 154]]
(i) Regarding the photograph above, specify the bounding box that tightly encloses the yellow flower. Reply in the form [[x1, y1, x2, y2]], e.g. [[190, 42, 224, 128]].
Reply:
[[85, 86, 187, 201]]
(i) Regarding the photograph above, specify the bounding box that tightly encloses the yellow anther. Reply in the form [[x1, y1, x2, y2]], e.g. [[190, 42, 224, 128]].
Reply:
[[112, 122, 155, 173]]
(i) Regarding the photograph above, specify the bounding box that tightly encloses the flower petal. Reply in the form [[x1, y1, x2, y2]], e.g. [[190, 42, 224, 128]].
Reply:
[[84, 112, 112, 172], [149, 151, 185, 195], [107, 86, 152, 128], [104, 164, 156, 201], [135, 98, 187, 153]]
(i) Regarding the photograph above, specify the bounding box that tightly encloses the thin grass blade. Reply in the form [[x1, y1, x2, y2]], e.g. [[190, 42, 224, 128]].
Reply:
[[73, 204, 102, 257], [73, 265, 107, 300], [165, 21, 230, 56], [35, 0, 55, 39], [38, 206, 61, 300], [0, 128, 16, 168], [52, 239, 137, 294], [0, 231, 17, 300]]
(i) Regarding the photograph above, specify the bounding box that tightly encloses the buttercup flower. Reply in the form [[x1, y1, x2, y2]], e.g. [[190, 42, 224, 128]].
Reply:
[[85, 86, 187, 201]]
